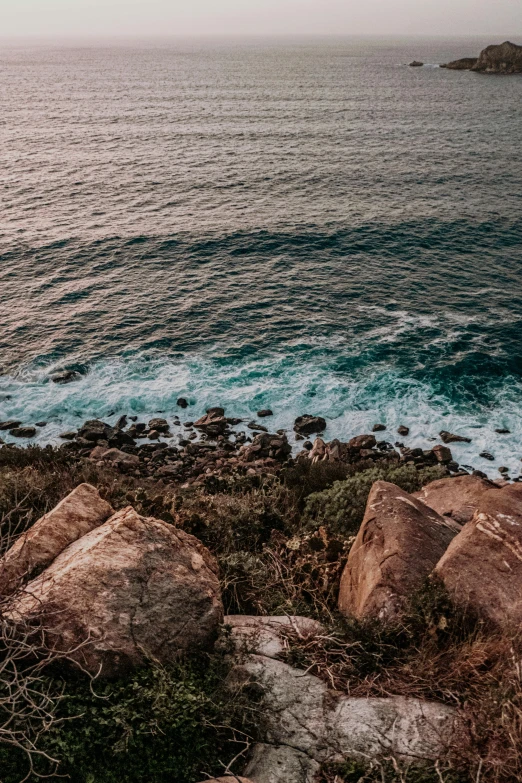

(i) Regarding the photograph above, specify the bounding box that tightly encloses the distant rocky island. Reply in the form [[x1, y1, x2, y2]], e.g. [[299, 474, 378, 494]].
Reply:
[[444, 40, 522, 73], [410, 41, 522, 73]]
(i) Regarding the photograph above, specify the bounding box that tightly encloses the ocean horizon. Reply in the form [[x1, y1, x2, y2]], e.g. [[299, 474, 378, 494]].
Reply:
[[2, 36, 522, 475]]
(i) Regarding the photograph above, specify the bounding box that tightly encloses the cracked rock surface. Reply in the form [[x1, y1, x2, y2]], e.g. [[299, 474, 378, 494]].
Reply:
[[339, 481, 460, 621], [435, 482, 522, 629], [225, 615, 455, 783], [0, 483, 114, 596], [6, 505, 223, 676]]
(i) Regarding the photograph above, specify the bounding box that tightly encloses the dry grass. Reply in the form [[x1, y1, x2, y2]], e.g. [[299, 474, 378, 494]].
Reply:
[[282, 582, 522, 782]]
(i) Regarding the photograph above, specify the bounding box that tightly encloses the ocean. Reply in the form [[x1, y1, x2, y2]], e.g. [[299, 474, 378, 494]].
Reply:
[[1, 37, 522, 475]]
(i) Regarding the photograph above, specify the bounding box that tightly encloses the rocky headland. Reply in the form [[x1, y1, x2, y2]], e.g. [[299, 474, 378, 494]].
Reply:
[[441, 40, 522, 73]]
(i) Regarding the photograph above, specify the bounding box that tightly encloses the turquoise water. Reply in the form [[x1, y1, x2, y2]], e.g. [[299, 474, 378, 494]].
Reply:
[[1, 38, 522, 474]]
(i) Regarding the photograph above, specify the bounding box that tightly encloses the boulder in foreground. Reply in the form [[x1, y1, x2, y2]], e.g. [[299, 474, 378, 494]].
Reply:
[[7, 506, 223, 676], [339, 481, 460, 621], [435, 483, 522, 629], [0, 484, 114, 596]]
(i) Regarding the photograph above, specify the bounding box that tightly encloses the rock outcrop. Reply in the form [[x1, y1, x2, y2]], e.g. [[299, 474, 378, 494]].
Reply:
[[414, 474, 496, 525], [339, 481, 460, 621], [441, 58, 478, 70], [7, 506, 223, 676], [441, 42, 522, 73], [294, 415, 326, 436], [435, 483, 522, 629], [0, 484, 114, 596], [473, 41, 522, 73], [228, 655, 455, 780]]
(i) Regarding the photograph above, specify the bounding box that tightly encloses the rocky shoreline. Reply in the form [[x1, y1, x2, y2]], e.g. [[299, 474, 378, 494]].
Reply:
[[1, 403, 518, 486]]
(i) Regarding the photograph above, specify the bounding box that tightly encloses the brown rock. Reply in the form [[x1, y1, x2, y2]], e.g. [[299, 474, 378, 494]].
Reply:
[[434, 484, 522, 629], [97, 447, 139, 465], [339, 482, 460, 621], [414, 475, 497, 525], [7, 506, 223, 676], [294, 415, 326, 436], [0, 484, 114, 596], [431, 445, 453, 463], [348, 434, 377, 451], [439, 430, 471, 444]]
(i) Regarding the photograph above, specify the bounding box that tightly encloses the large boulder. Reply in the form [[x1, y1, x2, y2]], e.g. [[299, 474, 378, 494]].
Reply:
[[7, 507, 223, 676], [414, 475, 497, 525], [0, 484, 114, 596], [339, 482, 460, 621], [228, 655, 455, 768], [294, 415, 326, 437], [434, 483, 522, 629]]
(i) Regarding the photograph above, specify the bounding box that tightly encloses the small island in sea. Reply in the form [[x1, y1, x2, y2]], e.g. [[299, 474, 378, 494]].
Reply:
[[441, 40, 522, 73]]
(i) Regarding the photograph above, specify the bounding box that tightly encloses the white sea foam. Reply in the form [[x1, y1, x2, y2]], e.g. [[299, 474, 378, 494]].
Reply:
[[1, 355, 521, 479]]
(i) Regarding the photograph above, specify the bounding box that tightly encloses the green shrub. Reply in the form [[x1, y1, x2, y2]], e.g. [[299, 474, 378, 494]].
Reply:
[[0, 653, 254, 783], [302, 464, 446, 538]]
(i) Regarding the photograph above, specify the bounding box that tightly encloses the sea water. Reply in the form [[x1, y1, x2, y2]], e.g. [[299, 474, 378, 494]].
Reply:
[[1, 37, 521, 474]]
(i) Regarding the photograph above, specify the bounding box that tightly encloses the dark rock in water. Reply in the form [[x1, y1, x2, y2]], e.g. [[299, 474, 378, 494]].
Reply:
[[372, 424, 386, 432], [397, 425, 410, 436], [129, 415, 138, 422], [499, 466, 510, 474], [431, 445, 453, 464], [294, 415, 326, 436], [194, 410, 229, 435], [115, 415, 127, 430], [303, 441, 313, 451], [10, 426, 37, 438], [35, 421, 47, 427], [148, 430, 160, 440], [148, 418, 169, 433], [247, 421, 268, 432], [51, 370, 81, 384], [440, 58, 478, 70], [207, 407, 225, 417], [480, 451, 495, 461], [0, 438, 4, 445], [60, 431, 77, 440], [409, 61, 424, 67], [440, 430, 471, 444], [257, 409, 273, 418], [0, 421, 22, 430], [473, 469, 488, 479], [348, 434, 377, 451], [472, 41, 522, 73], [495, 428, 511, 434], [226, 417, 243, 426], [177, 398, 189, 409]]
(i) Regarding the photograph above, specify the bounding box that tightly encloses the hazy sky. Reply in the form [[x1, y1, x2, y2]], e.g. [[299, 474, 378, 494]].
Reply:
[[2, 0, 522, 38]]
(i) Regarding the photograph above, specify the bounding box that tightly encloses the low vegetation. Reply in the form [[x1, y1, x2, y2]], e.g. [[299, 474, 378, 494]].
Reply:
[[0, 445, 521, 781]]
